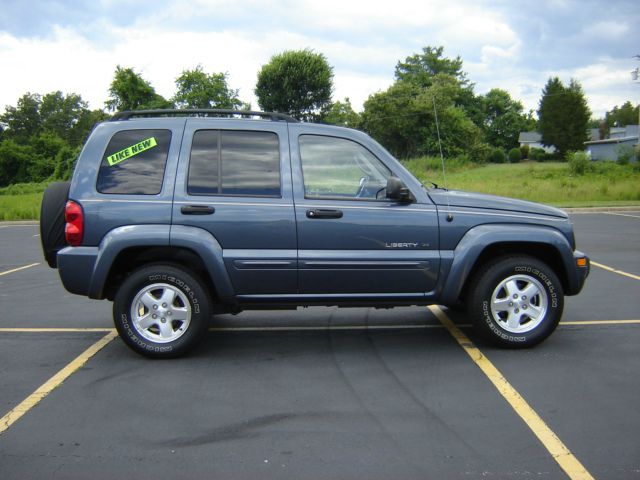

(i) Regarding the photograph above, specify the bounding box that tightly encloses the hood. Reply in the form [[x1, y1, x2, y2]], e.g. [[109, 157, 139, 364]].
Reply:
[[427, 189, 568, 219]]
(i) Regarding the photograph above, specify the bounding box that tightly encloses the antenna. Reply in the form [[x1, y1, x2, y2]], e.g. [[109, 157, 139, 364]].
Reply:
[[432, 96, 453, 222]]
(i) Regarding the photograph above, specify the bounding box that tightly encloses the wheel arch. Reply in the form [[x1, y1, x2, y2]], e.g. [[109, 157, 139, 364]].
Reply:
[[440, 224, 575, 305]]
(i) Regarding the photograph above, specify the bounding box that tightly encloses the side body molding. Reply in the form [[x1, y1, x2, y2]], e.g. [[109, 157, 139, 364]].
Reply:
[[169, 225, 235, 300], [439, 224, 576, 305]]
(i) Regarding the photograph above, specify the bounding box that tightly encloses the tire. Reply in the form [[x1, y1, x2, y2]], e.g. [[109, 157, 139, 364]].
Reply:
[[467, 256, 564, 348], [113, 264, 210, 358], [40, 181, 70, 268]]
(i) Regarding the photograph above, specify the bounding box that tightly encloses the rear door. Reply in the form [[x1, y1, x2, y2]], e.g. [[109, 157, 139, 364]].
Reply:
[[172, 118, 297, 295]]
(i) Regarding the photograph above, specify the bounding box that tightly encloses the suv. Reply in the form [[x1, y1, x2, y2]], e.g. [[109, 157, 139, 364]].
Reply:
[[40, 109, 590, 358]]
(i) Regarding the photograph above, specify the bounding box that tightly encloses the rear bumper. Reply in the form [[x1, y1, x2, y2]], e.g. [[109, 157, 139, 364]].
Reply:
[[57, 246, 98, 296]]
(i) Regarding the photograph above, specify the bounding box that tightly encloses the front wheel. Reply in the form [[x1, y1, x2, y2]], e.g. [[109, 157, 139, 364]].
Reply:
[[113, 264, 210, 358], [467, 256, 564, 348]]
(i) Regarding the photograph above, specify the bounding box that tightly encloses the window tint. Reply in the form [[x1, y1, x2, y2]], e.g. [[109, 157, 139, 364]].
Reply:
[[299, 135, 391, 200], [188, 130, 281, 197], [97, 129, 171, 195]]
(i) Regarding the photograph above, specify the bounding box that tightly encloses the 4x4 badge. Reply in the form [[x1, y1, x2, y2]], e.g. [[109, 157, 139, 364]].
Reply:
[[107, 137, 157, 166]]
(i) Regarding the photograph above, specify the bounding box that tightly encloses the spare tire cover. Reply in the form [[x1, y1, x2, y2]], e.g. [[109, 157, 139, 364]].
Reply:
[[40, 181, 70, 268]]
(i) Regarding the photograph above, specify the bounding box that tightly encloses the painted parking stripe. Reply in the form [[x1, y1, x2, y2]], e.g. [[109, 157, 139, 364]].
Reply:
[[0, 262, 40, 277], [1, 320, 639, 334], [429, 305, 594, 480], [604, 212, 640, 219], [591, 261, 640, 281], [0, 331, 117, 436]]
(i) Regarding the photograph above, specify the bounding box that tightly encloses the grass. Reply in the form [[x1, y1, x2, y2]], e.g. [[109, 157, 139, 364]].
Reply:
[[0, 160, 638, 221], [402, 158, 640, 207]]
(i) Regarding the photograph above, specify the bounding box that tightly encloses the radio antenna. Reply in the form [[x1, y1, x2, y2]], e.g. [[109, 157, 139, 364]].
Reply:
[[432, 96, 453, 222]]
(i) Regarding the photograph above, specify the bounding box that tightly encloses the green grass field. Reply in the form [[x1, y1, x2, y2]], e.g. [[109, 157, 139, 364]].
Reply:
[[0, 161, 638, 221]]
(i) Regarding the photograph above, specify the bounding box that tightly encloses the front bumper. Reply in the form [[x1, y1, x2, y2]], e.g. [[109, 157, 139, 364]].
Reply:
[[568, 250, 590, 295]]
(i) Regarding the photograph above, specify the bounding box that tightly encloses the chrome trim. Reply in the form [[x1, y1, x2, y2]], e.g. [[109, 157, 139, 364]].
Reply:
[[442, 209, 567, 222]]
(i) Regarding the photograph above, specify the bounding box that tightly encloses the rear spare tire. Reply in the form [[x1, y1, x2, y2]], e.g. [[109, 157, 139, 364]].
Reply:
[[40, 181, 70, 268]]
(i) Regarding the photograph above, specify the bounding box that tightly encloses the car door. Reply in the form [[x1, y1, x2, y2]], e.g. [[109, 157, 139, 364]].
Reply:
[[172, 118, 297, 295], [290, 127, 440, 295]]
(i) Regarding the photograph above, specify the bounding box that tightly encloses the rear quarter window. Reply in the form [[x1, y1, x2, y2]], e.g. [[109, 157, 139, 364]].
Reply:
[[97, 129, 172, 195]]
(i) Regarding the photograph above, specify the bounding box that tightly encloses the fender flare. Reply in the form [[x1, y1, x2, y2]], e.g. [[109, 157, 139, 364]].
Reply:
[[87, 224, 234, 300], [439, 224, 575, 305]]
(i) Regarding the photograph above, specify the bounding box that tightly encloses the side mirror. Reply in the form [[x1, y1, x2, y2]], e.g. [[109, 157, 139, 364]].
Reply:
[[386, 176, 413, 203]]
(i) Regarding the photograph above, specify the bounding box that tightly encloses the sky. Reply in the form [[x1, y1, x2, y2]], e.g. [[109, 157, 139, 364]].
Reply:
[[0, 0, 638, 118]]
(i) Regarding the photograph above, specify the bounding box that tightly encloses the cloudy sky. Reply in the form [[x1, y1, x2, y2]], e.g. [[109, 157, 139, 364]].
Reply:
[[1, 0, 638, 118]]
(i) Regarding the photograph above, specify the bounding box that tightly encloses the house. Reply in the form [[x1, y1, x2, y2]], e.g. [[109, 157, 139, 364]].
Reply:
[[518, 132, 556, 153], [584, 125, 638, 161]]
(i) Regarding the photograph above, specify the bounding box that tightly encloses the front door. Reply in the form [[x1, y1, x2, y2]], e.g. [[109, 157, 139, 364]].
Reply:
[[291, 132, 440, 295]]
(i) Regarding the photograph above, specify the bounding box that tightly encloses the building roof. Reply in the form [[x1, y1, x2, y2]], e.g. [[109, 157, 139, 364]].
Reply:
[[518, 131, 542, 143], [584, 136, 638, 146]]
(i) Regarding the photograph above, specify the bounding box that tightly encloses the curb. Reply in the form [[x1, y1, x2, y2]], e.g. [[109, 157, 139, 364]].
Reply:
[[562, 206, 640, 213], [0, 220, 39, 226]]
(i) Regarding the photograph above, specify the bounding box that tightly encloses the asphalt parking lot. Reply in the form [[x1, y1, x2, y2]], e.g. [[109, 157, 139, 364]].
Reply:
[[0, 212, 638, 479]]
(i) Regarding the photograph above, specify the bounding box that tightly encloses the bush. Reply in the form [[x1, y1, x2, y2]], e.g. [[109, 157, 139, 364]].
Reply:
[[616, 145, 634, 165], [529, 147, 546, 161], [519, 144, 529, 159], [508, 147, 522, 163], [488, 148, 507, 163], [567, 151, 590, 176]]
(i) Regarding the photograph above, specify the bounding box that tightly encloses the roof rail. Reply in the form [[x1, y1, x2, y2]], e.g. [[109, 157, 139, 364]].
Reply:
[[110, 109, 300, 122]]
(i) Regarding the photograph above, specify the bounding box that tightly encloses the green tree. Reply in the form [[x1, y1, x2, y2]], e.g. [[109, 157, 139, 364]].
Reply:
[[361, 74, 486, 161], [538, 77, 591, 157], [0, 93, 42, 143], [323, 98, 360, 128], [606, 101, 639, 127], [481, 88, 534, 149], [173, 66, 242, 109], [255, 49, 333, 121], [39, 91, 90, 145], [105, 66, 172, 112], [395, 46, 468, 87]]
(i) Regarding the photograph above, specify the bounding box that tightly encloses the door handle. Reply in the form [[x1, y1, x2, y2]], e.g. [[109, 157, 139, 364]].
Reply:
[[306, 208, 343, 219], [181, 205, 215, 215]]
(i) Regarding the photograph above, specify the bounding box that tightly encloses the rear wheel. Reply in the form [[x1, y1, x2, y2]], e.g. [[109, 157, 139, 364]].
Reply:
[[467, 256, 564, 348], [113, 264, 210, 358]]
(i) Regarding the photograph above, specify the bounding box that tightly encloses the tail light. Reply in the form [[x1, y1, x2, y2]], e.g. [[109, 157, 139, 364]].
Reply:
[[65, 201, 84, 246]]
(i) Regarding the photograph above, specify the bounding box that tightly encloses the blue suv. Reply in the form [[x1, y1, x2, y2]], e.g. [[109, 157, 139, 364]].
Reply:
[[40, 109, 590, 357]]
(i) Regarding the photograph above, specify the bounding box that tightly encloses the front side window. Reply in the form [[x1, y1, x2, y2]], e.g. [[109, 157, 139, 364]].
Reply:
[[188, 130, 281, 197], [299, 135, 391, 200], [97, 129, 171, 195]]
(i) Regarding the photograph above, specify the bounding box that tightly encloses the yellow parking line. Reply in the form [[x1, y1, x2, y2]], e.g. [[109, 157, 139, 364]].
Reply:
[[0, 263, 40, 277], [591, 261, 640, 281], [0, 328, 116, 333], [0, 331, 118, 436], [560, 320, 640, 325], [429, 305, 594, 480]]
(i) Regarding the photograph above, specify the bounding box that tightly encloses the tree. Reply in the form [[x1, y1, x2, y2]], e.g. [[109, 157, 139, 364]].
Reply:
[[323, 98, 360, 128], [173, 66, 242, 109], [395, 46, 468, 88], [538, 77, 591, 157], [606, 101, 639, 127], [39, 91, 90, 145], [361, 74, 487, 161], [0, 93, 42, 143], [105, 66, 172, 112], [255, 49, 333, 121], [480, 89, 535, 149]]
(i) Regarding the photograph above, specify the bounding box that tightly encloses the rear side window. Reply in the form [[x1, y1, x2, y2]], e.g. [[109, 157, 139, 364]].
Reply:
[[188, 130, 280, 197], [97, 129, 171, 195]]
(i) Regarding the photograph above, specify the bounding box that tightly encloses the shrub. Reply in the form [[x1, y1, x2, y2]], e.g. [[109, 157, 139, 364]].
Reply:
[[529, 147, 546, 161], [519, 144, 529, 159], [488, 148, 507, 163], [508, 147, 522, 163], [567, 151, 590, 176], [616, 145, 634, 165]]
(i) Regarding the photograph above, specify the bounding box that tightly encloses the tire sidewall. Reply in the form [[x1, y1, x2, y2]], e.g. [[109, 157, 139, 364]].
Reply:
[[472, 257, 563, 347], [114, 266, 209, 358]]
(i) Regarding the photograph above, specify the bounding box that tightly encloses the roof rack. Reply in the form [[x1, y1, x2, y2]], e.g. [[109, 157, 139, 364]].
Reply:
[[110, 109, 299, 123]]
